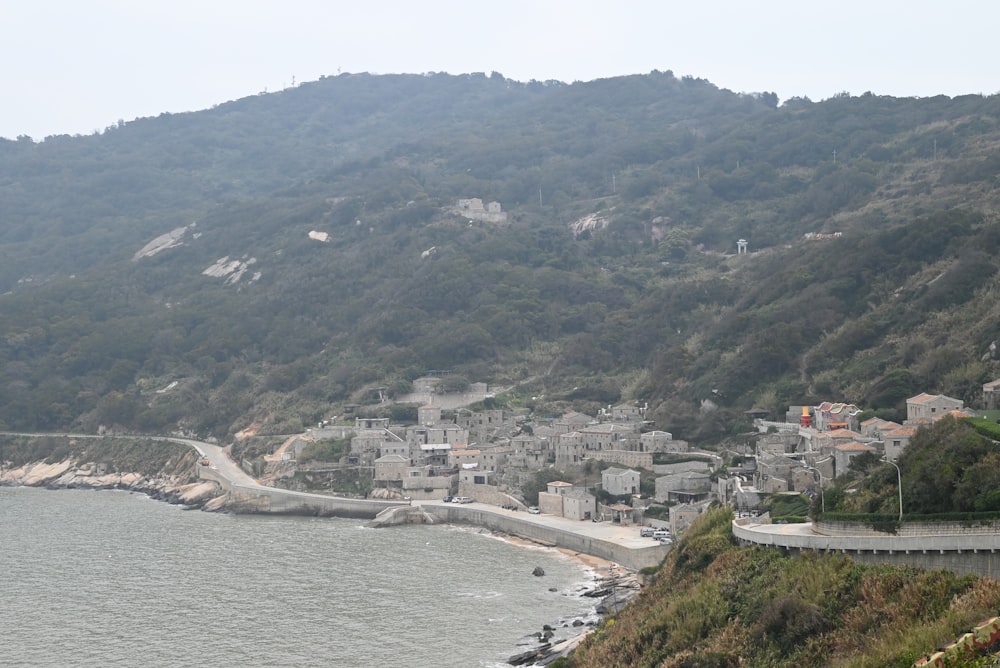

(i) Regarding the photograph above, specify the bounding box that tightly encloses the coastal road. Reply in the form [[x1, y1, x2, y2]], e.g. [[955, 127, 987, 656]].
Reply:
[[2, 432, 668, 565], [156, 436, 668, 552], [154, 436, 259, 488], [159, 438, 669, 568]]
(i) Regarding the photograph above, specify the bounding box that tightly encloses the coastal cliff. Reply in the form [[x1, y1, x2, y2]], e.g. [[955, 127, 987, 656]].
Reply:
[[0, 435, 222, 507]]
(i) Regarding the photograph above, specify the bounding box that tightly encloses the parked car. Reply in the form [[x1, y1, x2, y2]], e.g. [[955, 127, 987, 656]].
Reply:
[[653, 530, 671, 540], [452, 496, 473, 504], [527, 506, 540, 514], [639, 527, 655, 537], [442, 496, 453, 503]]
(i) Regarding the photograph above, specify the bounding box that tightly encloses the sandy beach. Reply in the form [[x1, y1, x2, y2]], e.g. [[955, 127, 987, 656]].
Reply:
[[487, 530, 620, 574]]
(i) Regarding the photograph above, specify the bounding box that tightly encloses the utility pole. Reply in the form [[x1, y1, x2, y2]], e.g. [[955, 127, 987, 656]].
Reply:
[[805, 466, 825, 514], [885, 458, 903, 521]]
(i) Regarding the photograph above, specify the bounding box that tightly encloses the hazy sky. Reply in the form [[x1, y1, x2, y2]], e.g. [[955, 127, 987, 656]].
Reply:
[[4, 0, 998, 140]]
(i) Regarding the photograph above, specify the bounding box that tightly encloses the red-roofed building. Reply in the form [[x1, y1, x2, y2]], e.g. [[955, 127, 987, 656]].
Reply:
[[860, 418, 902, 439], [833, 441, 877, 478]]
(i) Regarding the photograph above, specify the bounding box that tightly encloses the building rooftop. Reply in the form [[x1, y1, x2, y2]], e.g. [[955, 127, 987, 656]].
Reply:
[[834, 441, 876, 452]]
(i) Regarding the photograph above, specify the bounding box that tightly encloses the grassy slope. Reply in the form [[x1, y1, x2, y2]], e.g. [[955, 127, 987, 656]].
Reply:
[[568, 507, 1000, 667]]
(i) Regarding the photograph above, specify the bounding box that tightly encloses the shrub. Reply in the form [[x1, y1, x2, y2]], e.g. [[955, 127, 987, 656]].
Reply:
[[757, 596, 831, 654], [674, 533, 735, 574]]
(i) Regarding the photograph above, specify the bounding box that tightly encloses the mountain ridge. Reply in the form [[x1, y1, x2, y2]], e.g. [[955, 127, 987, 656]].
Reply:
[[1, 71, 999, 440]]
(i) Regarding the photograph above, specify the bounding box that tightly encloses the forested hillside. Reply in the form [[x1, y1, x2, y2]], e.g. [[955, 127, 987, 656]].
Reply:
[[1, 71, 999, 439]]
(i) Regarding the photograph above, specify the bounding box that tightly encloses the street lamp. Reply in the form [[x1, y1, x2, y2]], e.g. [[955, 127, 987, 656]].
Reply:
[[884, 458, 903, 522], [804, 466, 825, 514]]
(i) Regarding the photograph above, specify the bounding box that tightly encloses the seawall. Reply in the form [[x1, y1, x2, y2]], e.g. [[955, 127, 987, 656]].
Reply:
[[372, 504, 668, 572], [198, 466, 409, 518], [197, 465, 666, 571]]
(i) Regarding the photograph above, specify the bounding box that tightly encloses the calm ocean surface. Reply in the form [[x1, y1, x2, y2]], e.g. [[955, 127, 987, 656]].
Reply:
[[0, 486, 597, 668]]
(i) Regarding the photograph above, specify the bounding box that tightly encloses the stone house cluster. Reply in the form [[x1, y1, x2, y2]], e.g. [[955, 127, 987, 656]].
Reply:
[[537, 470, 645, 525], [278, 379, 696, 524], [276, 377, 1000, 532], [546, 409, 687, 471], [739, 392, 977, 500]]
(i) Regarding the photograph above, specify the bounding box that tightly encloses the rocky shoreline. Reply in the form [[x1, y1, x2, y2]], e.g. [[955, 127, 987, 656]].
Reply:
[[0, 459, 225, 509], [507, 566, 640, 666]]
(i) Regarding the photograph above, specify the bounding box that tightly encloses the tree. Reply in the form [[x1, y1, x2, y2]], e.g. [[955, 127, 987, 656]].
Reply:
[[954, 452, 1000, 511], [899, 417, 993, 514], [522, 469, 564, 506]]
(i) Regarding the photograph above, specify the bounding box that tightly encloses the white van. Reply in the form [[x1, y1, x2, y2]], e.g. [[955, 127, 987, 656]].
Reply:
[[652, 529, 671, 540]]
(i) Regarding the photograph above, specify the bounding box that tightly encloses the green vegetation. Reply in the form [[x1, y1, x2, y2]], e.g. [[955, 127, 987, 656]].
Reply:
[[280, 467, 373, 497], [521, 468, 567, 506], [642, 504, 673, 521], [1, 73, 1000, 446], [767, 493, 810, 522], [569, 507, 1000, 667], [818, 417, 1000, 520], [297, 438, 350, 464], [0, 435, 196, 477]]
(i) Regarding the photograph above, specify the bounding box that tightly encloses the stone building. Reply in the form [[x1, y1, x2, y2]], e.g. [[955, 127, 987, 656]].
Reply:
[[655, 471, 712, 503], [640, 430, 688, 453], [906, 393, 964, 422], [602, 467, 640, 496], [453, 198, 508, 223]]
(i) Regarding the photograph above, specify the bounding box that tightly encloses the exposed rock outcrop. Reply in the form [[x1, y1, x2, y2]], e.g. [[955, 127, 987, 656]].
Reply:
[[368, 505, 437, 527], [0, 459, 223, 508]]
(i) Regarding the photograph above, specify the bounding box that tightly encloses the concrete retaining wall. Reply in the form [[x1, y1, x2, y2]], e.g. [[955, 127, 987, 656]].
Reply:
[[818, 520, 1000, 537], [226, 483, 408, 519], [734, 520, 1000, 579], [423, 505, 668, 571], [199, 467, 664, 570], [844, 549, 1000, 578]]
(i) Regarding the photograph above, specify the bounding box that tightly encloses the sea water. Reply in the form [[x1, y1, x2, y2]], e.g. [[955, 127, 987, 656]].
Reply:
[[0, 486, 596, 667]]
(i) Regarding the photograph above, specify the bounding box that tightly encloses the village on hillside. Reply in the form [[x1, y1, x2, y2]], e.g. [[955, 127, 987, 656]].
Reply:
[[252, 375, 997, 538]]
